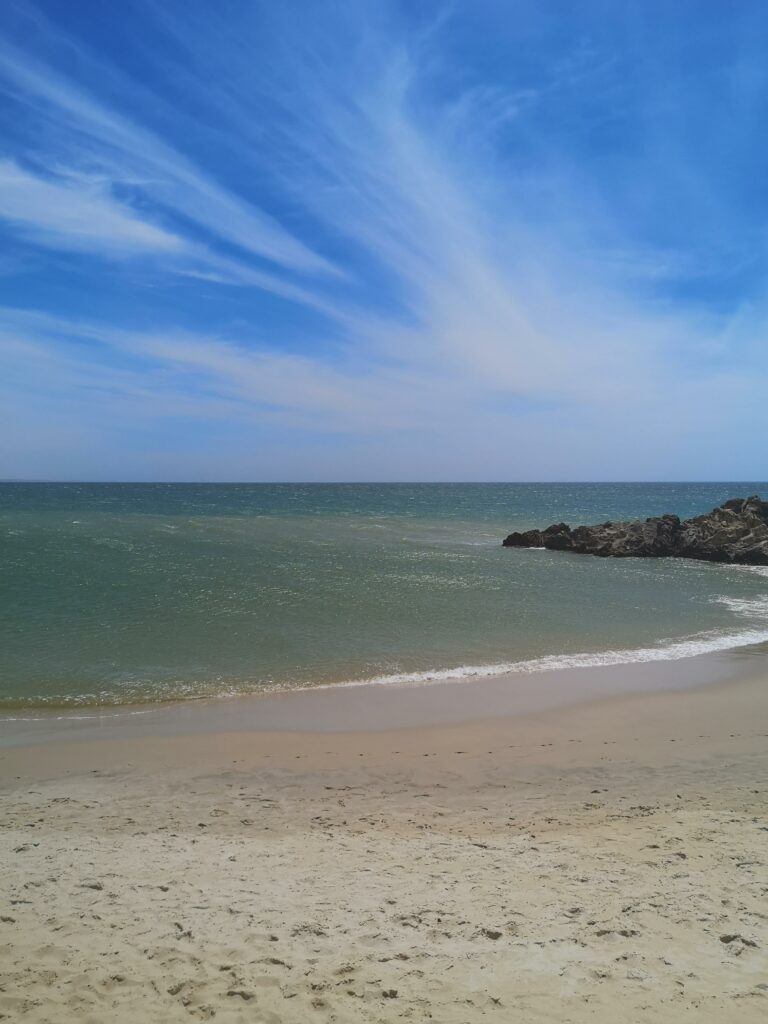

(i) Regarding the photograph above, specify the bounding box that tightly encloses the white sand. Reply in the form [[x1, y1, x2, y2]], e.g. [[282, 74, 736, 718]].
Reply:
[[1, 668, 767, 1022]]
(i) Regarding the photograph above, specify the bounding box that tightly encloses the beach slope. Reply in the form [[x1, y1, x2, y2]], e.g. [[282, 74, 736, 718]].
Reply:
[[1, 670, 767, 1022]]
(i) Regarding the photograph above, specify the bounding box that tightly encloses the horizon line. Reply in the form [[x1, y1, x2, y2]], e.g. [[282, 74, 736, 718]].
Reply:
[[1, 480, 766, 487]]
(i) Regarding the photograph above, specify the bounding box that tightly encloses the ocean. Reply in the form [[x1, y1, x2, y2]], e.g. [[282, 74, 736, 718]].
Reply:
[[1, 482, 767, 710]]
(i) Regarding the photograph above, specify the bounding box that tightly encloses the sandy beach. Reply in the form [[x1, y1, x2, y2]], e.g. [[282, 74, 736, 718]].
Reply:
[[1, 656, 767, 1023]]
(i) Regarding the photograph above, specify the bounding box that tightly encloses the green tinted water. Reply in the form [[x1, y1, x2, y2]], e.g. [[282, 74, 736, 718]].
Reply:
[[2, 483, 767, 707]]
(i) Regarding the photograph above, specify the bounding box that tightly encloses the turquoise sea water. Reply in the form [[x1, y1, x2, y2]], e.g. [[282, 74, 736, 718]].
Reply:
[[2, 482, 768, 709]]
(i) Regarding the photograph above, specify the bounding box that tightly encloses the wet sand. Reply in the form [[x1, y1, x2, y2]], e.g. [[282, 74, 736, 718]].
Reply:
[[1, 653, 767, 1021]]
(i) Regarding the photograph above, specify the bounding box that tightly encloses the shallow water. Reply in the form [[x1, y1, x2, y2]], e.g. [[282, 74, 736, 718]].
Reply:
[[1, 482, 767, 708]]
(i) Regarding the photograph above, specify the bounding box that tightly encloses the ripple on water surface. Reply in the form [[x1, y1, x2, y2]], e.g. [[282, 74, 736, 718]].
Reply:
[[1, 482, 767, 708]]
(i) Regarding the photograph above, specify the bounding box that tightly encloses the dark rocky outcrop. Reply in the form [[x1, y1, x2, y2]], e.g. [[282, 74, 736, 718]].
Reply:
[[503, 495, 768, 565]]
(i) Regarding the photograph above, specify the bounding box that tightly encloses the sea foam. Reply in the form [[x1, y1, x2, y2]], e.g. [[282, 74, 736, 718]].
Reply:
[[317, 623, 768, 692]]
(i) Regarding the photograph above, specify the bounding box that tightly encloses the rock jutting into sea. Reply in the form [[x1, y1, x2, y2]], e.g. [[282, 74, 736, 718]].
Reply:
[[503, 495, 768, 565]]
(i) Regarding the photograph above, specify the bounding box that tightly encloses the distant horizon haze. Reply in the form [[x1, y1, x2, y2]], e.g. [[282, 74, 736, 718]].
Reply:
[[1, 480, 767, 488]]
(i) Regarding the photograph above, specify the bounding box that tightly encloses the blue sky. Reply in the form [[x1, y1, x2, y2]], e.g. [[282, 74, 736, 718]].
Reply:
[[0, 0, 766, 481]]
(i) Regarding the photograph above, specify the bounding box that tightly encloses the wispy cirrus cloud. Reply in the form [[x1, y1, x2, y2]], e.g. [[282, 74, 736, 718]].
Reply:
[[0, 1, 765, 480], [1, 294, 764, 483], [0, 158, 348, 317], [0, 159, 184, 255], [0, 36, 339, 278]]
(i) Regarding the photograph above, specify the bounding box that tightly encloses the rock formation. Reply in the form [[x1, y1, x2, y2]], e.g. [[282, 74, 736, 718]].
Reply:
[[503, 495, 768, 565]]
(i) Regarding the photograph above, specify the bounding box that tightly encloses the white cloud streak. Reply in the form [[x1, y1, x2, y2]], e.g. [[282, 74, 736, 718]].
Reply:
[[1, 298, 765, 483], [0, 158, 349, 318], [0, 159, 184, 255], [0, 39, 339, 277], [0, 4, 764, 479]]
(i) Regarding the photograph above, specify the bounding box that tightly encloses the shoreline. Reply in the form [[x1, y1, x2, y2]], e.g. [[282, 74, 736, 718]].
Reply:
[[2, 640, 767, 755], [4, 622, 768, 720], [2, 653, 767, 1021]]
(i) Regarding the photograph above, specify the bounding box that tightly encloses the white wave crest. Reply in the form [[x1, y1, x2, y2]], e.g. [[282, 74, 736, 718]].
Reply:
[[0, 706, 162, 723], [5, 625, 768, 721], [713, 594, 768, 616], [729, 564, 768, 579], [314, 625, 768, 691]]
